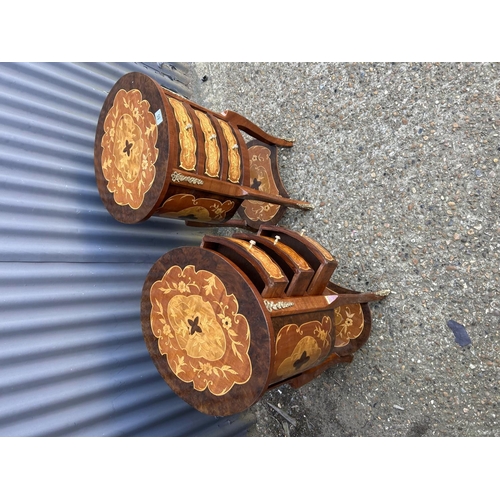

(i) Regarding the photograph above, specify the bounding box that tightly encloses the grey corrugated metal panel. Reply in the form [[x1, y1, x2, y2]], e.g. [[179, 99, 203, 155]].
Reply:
[[0, 205, 203, 263], [67, 394, 216, 437], [0, 335, 149, 394], [0, 373, 177, 437], [76, 62, 193, 98], [0, 62, 144, 108], [0, 83, 97, 134], [0, 149, 96, 187], [0, 62, 191, 125], [0, 106, 94, 151], [61, 385, 190, 437], [0, 63, 106, 117], [0, 62, 250, 437], [140, 62, 191, 85], [0, 360, 168, 427], [73, 62, 145, 87], [0, 124, 94, 164], [0, 221, 203, 264], [1, 356, 237, 437], [0, 261, 243, 437]]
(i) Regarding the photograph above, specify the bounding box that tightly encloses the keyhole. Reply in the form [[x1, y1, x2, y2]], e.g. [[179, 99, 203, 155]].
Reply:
[[123, 140, 133, 156], [293, 351, 310, 370], [188, 316, 202, 335]]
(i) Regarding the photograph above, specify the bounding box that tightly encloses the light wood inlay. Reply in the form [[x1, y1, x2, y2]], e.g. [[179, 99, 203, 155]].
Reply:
[[260, 236, 311, 271], [241, 145, 280, 222], [218, 120, 241, 183], [194, 111, 220, 177], [100, 88, 158, 209], [334, 304, 365, 347], [227, 238, 284, 279], [169, 98, 197, 171], [150, 264, 252, 396]]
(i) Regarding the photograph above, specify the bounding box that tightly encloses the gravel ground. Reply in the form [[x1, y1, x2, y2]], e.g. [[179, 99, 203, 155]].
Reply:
[[189, 62, 499, 437]]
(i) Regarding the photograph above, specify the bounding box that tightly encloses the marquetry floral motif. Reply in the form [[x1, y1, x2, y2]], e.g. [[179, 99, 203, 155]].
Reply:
[[227, 238, 284, 279], [217, 120, 241, 183], [169, 98, 197, 171], [334, 304, 364, 347], [150, 265, 252, 396], [194, 110, 220, 177], [159, 194, 235, 222], [274, 316, 332, 381], [241, 145, 281, 222], [100, 89, 158, 209]]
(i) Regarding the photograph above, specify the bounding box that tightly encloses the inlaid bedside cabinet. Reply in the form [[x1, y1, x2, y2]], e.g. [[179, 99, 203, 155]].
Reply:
[[141, 226, 390, 416], [94, 72, 312, 230]]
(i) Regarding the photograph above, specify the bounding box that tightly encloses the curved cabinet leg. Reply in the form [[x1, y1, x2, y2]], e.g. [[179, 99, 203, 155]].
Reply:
[[223, 110, 294, 147]]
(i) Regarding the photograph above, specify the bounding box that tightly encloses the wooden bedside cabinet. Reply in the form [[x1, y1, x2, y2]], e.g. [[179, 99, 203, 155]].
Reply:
[[94, 72, 312, 230], [141, 226, 390, 416]]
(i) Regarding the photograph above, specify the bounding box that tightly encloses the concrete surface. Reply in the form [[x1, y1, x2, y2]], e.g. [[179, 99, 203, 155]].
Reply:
[[190, 62, 499, 437]]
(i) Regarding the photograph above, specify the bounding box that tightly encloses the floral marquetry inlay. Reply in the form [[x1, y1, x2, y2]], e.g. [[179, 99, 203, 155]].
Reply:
[[274, 316, 333, 381], [160, 194, 234, 222], [169, 98, 197, 171], [334, 304, 364, 347], [241, 145, 281, 222], [150, 265, 252, 396], [217, 120, 241, 183], [195, 110, 220, 178], [100, 89, 158, 209]]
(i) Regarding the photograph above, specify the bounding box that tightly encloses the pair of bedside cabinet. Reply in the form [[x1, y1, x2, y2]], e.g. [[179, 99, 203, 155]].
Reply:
[[94, 72, 389, 416]]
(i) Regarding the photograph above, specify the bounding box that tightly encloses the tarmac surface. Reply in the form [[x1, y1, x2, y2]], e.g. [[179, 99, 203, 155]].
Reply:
[[189, 62, 499, 437]]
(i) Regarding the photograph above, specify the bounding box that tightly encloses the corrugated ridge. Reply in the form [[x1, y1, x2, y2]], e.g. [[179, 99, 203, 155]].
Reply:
[[0, 369, 170, 435], [0, 341, 150, 393], [0, 261, 148, 283], [63, 396, 204, 438], [1, 368, 233, 437], [0, 228, 202, 263], [58, 386, 189, 437], [0, 64, 104, 117], [0, 127, 93, 161], [0, 108, 93, 151], [0, 158, 205, 263], [0, 211, 200, 243], [0, 325, 140, 366], [0, 62, 110, 104], [0, 85, 96, 133], [0, 149, 96, 183], [77, 62, 192, 98]]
